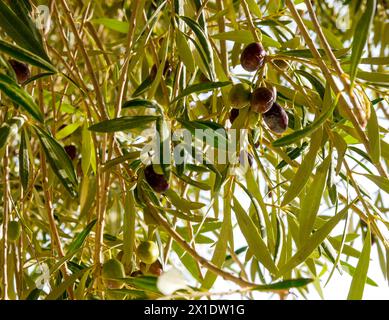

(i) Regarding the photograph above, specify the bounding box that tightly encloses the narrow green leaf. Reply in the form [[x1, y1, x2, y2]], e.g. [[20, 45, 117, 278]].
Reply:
[[172, 81, 231, 103], [55, 122, 82, 140], [212, 30, 281, 48], [164, 189, 205, 211], [202, 189, 232, 288], [0, 74, 43, 123], [361, 174, 389, 194], [245, 0, 262, 18], [178, 118, 228, 150], [233, 197, 279, 275], [279, 48, 349, 59], [88, 115, 160, 133], [0, 40, 56, 73], [277, 203, 351, 277], [92, 18, 129, 33], [176, 31, 195, 73], [45, 268, 90, 300], [121, 276, 159, 293], [349, 0, 376, 83], [341, 260, 377, 287], [0, 124, 11, 151], [253, 278, 313, 291], [281, 129, 323, 206], [19, 127, 29, 190], [356, 71, 389, 84], [299, 155, 331, 243], [34, 126, 78, 197], [273, 96, 337, 147], [347, 230, 372, 300], [295, 70, 325, 99], [0, 1, 49, 60], [123, 191, 136, 269], [366, 106, 381, 164], [67, 219, 97, 254], [122, 98, 160, 110], [0, 116, 25, 151], [180, 16, 215, 80]]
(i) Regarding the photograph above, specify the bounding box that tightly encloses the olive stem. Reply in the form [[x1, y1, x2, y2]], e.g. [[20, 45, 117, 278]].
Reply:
[[241, 0, 261, 43], [115, 0, 144, 118], [303, 0, 388, 179], [2, 145, 10, 300], [58, 0, 108, 120], [37, 80, 74, 299], [146, 202, 258, 288], [285, 0, 388, 179], [216, 0, 229, 74]]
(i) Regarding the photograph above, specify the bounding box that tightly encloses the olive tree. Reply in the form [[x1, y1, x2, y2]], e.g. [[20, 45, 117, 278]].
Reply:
[[0, 0, 388, 300]]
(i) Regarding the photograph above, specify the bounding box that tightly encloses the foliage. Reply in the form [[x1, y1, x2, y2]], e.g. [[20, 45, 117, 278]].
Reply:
[[0, 0, 388, 300]]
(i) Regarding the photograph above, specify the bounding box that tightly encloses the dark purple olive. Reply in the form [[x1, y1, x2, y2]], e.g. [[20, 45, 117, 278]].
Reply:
[[149, 260, 163, 276], [140, 260, 163, 276], [240, 43, 266, 72], [263, 102, 289, 134], [150, 60, 172, 80], [130, 270, 143, 277], [229, 108, 240, 124], [9, 59, 30, 84], [144, 165, 169, 193], [64, 145, 77, 160], [250, 87, 275, 113], [239, 151, 254, 167]]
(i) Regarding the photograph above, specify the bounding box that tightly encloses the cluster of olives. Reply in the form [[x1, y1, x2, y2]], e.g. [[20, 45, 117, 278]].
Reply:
[[228, 42, 289, 134], [101, 240, 161, 290]]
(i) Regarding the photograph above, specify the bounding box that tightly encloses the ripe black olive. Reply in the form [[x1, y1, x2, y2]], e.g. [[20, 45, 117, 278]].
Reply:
[[150, 60, 172, 80], [250, 87, 275, 113], [229, 108, 240, 124], [263, 102, 289, 134], [64, 145, 77, 160], [144, 165, 169, 193], [9, 59, 30, 84], [240, 43, 266, 72]]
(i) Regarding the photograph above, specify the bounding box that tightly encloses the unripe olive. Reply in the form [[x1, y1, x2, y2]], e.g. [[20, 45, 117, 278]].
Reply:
[[64, 145, 77, 160], [7, 221, 21, 242], [136, 241, 159, 264], [240, 43, 266, 72], [229, 83, 251, 109], [250, 87, 275, 113], [263, 102, 289, 134], [102, 258, 125, 289], [144, 165, 169, 193], [273, 59, 289, 70], [9, 59, 30, 84], [229, 108, 240, 124]]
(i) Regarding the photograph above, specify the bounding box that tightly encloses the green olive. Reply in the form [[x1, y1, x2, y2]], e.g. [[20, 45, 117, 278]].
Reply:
[[102, 258, 125, 289], [229, 83, 251, 109], [136, 241, 159, 264]]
